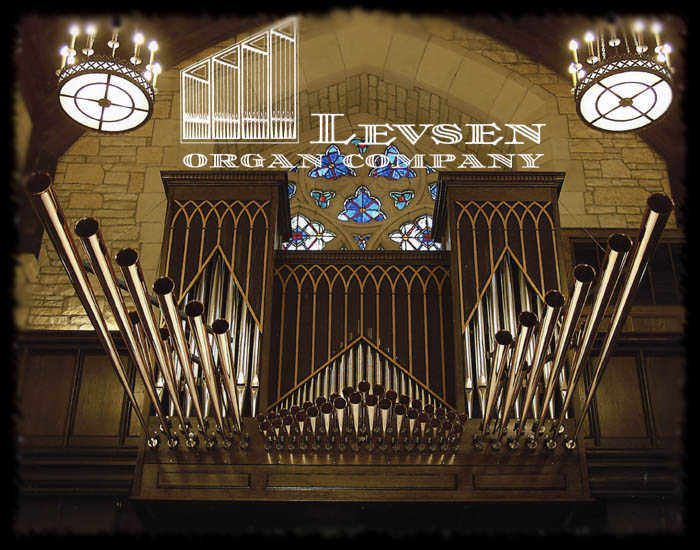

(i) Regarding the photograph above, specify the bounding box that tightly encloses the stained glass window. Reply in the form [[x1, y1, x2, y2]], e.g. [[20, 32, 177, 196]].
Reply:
[[353, 234, 371, 250], [368, 144, 416, 180], [428, 182, 438, 200], [389, 215, 441, 251], [310, 190, 335, 208], [350, 138, 368, 154], [308, 144, 356, 180], [288, 182, 296, 199], [283, 213, 336, 251], [389, 190, 415, 210], [338, 186, 387, 224]]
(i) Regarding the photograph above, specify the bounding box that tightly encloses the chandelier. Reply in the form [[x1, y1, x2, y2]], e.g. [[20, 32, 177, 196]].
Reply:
[[567, 17, 674, 132], [56, 19, 161, 133]]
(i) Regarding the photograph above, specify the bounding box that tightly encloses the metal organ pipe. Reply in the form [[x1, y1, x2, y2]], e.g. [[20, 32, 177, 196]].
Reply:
[[514, 290, 565, 440], [23, 173, 154, 447], [185, 301, 227, 444], [536, 264, 596, 435], [74, 218, 176, 446], [495, 311, 538, 441], [115, 248, 189, 434], [557, 234, 633, 431], [153, 276, 207, 435], [566, 194, 674, 447]]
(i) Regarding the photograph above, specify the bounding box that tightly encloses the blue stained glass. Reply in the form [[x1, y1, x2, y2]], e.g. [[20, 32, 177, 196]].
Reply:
[[389, 190, 415, 210], [289, 161, 300, 173], [310, 189, 336, 209], [389, 215, 441, 251], [308, 144, 357, 180], [368, 144, 416, 180], [338, 186, 387, 224], [426, 163, 437, 174], [353, 234, 371, 250], [351, 137, 369, 154], [288, 182, 296, 199], [428, 182, 438, 200], [283, 213, 336, 251]]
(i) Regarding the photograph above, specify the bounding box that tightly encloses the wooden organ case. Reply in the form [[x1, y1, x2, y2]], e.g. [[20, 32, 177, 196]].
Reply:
[[129, 170, 592, 505]]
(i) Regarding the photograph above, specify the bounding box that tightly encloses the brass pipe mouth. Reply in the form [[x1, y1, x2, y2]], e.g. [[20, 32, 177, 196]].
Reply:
[[212, 319, 229, 334], [74, 217, 100, 238], [544, 290, 565, 308], [518, 311, 538, 327], [334, 397, 347, 410], [609, 233, 633, 253], [648, 193, 674, 214], [185, 300, 205, 318], [25, 171, 52, 194], [495, 330, 513, 346], [573, 264, 596, 283], [153, 276, 175, 296], [115, 247, 139, 268]]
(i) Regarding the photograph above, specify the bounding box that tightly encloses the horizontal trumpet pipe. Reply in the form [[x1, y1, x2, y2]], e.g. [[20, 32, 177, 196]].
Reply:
[[570, 194, 674, 443], [515, 290, 565, 439], [74, 218, 174, 439], [115, 248, 188, 431], [495, 312, 538, 440], [536, 264, 596, 435], [212, 318, 243, 432], [558, 234, 633, 429], [24, 173, 150, 440], [153, 276, 207, 433], [185, 301, 227, 435]]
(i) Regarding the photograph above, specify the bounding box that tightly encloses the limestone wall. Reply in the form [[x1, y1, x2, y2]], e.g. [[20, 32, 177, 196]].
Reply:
[[16, 11, 676, 330]]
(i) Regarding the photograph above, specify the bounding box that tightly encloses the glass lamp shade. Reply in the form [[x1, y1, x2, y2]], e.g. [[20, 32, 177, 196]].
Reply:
[[575, 57, 673, 132], [57, 56, 155, 132]]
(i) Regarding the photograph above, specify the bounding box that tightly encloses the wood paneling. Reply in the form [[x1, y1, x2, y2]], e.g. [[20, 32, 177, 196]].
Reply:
[[70, 353, 128, 446], [645, 355, 685, 445], [587, 354, 650, 446], [17, 351, 77, 446]]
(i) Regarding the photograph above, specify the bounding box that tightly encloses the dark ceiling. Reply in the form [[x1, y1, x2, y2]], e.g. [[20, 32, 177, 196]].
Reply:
[[13, 12, 687, 236]]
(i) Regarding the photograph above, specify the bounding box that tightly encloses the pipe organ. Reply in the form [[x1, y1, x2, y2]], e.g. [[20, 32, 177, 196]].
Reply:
[[23, 169, 674, 502]]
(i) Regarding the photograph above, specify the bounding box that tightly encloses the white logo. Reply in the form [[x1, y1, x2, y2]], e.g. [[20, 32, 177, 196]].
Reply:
[[180, 17, 298, 143]]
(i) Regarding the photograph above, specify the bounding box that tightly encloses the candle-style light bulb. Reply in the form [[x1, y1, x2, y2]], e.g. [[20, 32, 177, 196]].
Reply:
[[568, 61, 577, 89], [131, 32, 144, 65], [69, 24, 80, 52], [57, 44, 70, 73], [584, 31, 599, 64], [633, 20, 648, 53], [569, 39, 579, 65], [147, 40, 158, 69], [608, 25, 621, 47], [83, 23, 96, 56], [662, 43, 673, 71], [651, 21, 662, 46], [152, 62, 162, 88]]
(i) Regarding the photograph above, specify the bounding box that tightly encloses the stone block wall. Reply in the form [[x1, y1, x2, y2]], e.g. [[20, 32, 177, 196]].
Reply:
[[15, 11, 677, 330]]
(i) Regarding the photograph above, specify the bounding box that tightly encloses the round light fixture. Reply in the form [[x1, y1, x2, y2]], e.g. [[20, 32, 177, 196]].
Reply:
[[574, 57, 673, 132], [567, 18, 674, 133], [57, 55, 155, 132], [55, 21, 161, 133]]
